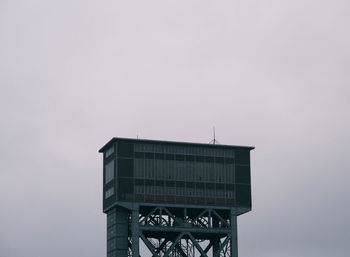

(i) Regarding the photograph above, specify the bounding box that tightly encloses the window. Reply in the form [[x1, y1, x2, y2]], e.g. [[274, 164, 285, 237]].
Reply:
[[165, 154, 174, 160], [155, 153, 164, 159], [117, 143, 134, 158], [215, 157, 224, 163], [105, 145, 114, 158], [135, 185, 144, 194], [134, 160, 144, 178], [105, 187, 114, 199], [117, 178, 134, 200], [117, 158, 133, 178], [176, 186, 184, 196], [175, 154, 185, 161], [105, 161, 114, 184], [135, 152, 144, 159], [145, 152, 154, 159]]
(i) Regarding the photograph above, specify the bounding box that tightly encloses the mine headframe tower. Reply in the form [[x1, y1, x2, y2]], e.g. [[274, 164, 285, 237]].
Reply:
[[99, 138, 254, 257]]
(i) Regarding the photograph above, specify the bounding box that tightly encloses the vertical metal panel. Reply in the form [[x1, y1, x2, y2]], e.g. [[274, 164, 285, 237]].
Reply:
[[230, 209, 238, 257], [131, 208, 139, 257], [107, 207, 129, 257]]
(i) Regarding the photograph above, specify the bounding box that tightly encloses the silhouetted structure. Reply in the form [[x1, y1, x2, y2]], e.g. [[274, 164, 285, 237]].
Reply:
[[99, 137, 254, 257]]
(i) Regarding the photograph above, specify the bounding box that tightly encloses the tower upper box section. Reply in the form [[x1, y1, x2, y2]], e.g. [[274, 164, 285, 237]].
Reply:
[[99, 138, 254, 214]]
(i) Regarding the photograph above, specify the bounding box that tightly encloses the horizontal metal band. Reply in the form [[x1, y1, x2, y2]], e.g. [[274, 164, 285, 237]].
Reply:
[[139, 225, 231, 234]]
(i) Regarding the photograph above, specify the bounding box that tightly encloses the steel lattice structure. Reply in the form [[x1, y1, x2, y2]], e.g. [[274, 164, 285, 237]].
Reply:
[[108, 203, 238, 257]]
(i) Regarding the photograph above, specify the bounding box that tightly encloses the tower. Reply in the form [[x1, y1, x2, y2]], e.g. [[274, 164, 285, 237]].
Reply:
[[99, 138, 254, 257]]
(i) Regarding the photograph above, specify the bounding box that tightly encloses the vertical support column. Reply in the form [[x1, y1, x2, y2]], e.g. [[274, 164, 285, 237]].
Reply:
[[230, 209, 238, 257], [212, 216, 220, 257], [131, 205, 140, 257], [212, 239, 220, 257], [106, 209, 117, 257], [107, 207, 129, 257]]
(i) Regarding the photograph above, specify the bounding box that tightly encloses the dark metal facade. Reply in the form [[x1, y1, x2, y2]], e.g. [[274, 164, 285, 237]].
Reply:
[[100, 138, 254, 257]]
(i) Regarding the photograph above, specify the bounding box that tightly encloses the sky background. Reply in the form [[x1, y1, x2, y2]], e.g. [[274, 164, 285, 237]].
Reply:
[[1, 0, 350, 256]]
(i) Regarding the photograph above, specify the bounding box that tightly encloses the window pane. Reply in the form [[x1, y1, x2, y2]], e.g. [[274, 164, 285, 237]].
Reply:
[[117, 143, 134, 158], [105, 187, 114, 199], [105, 161, 114, 184], [117, 158, 133, 178], [105, 145, 114, 158]]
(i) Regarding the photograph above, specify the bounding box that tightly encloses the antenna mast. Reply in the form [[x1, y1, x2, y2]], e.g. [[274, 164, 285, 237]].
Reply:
[[210, 126, 219, 144]]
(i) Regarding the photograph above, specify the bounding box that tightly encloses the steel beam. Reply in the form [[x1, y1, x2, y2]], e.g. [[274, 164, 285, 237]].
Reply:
[[140, 225, 231, 234], [131, 207, 140, 257], [230, 209, 238, 257]]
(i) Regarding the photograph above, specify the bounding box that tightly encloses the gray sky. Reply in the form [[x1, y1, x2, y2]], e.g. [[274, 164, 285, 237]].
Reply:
[[1, 0, 349, 256]]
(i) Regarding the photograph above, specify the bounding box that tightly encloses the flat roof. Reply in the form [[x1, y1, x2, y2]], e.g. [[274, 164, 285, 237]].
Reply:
[[99, 137, 255, 153]]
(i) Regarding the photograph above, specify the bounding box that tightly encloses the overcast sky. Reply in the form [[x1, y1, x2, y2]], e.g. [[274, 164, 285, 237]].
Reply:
[[1, 0, 350, 256]]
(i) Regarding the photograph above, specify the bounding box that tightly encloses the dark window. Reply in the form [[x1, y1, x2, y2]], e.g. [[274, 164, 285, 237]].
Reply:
[[117, 178, 134, 199], [165, 154, 174, 160], [205, 156, 214, 163], [117, 143, 134, 158], [155, 180, 164, 186], [135, 179, 144, 185], [196, 182, 205, 189], [215, 157, 225, 163], [145, 179, 154, 186], [206, 183, 215, 189], [166, 181, 175, 187], [235, 151, 250, 165], [196, 156, 205, 162], [216, 183, 224, 190], [145, 152, 154, 159], [227, 184, 235, 191], [186, 182, 195, 188], [117, 158, 133, 178], [155, 153, 164, 160], [186, 155, 195, 161], [176, 181, 185, 187], [135, 152, 144, 159], [175, 154, 185, 161], [235, 165, 250, 184], [225, 158, 235, 164]]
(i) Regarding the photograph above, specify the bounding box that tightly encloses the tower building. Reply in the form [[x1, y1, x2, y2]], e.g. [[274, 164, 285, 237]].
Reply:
[[99, 137, 254, 257]]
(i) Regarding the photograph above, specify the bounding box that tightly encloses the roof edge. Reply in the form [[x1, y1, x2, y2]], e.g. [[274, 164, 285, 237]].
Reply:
[[99, 137, 255, 153]]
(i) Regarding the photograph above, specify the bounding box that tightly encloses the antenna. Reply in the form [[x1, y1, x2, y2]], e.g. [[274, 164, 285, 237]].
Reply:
[[209, 126, 219, 144]]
